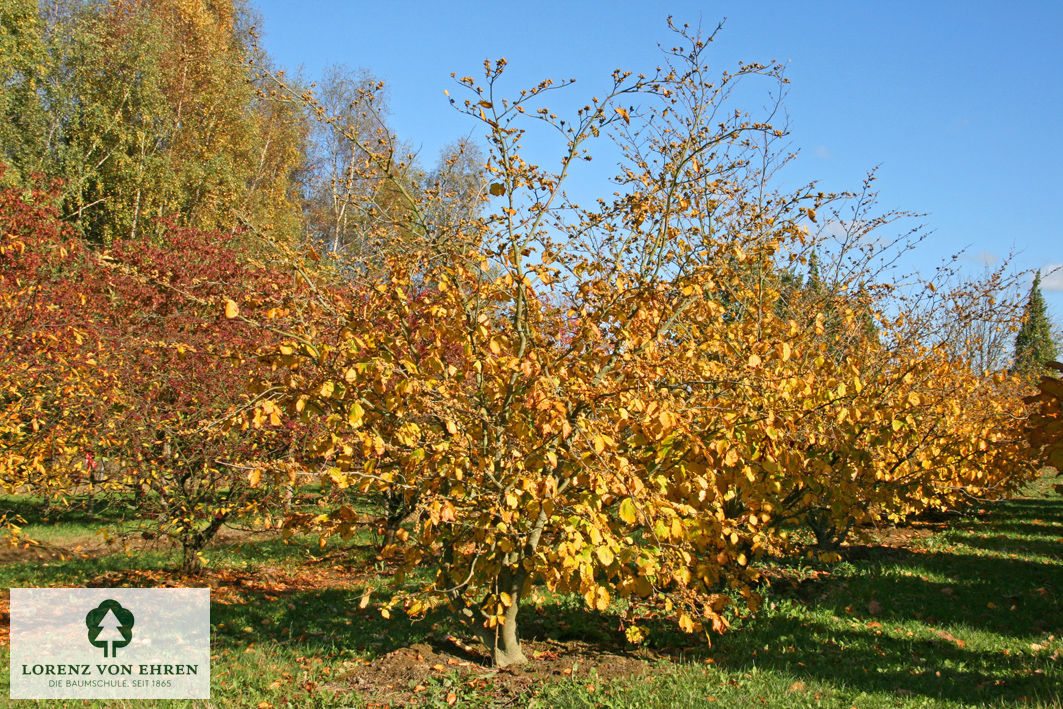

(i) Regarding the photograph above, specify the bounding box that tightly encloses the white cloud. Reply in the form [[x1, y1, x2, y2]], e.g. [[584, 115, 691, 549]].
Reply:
[[1041, 264, 1063, 292], [817, 218, 888, 246], [961, 250, 998, 267]]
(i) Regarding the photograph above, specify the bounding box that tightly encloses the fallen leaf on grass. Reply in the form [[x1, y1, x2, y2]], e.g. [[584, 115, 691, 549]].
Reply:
[[934, 630, 966, 648]]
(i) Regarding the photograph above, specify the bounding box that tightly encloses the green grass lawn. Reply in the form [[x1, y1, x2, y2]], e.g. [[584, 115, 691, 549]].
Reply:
[[2, 474, 1061, 708]]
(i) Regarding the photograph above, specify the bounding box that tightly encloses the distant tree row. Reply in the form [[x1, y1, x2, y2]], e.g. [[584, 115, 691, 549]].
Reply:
[[0, 0, 486, 259]]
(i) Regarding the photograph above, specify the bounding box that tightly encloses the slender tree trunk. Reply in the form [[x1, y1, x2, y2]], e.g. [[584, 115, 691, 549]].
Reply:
[[177, 513, 228, 575], [449, 498, 553, 667], [179, 543, 202, 575], [809, 512, 852, 550], [381, 490, 416, 548], [484, 599, 526, 668]]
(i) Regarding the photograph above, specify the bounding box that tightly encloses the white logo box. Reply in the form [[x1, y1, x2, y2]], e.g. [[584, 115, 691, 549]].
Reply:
[[9, 588, 210, 700]]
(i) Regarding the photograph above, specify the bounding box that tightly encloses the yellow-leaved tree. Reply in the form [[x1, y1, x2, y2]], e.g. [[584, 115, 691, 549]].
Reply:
[[243, 23, 1036, 666]]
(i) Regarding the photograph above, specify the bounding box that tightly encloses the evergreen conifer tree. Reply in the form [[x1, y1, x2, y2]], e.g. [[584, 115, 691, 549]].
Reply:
[[1012, 273, 1058, 375]]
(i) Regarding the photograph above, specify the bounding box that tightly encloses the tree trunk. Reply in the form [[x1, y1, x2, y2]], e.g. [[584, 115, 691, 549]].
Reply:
[[477, 598, 527, 668], [809, 512, 851, 550], [381, 491, 418, 549], [179, 543, 202, 575], [177, 514, 227, 576]]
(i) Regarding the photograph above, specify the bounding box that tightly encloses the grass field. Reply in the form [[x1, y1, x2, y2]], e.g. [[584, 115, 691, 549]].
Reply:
[[1, 474, 1061, 708]]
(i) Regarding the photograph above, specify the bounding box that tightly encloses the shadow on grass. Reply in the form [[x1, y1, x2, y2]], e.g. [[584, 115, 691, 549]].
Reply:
[[947, 533, 1063, 560], [982, 520, 1063, 537], [714, 612, 1060, 706], [1, 492, 135, 527], [823, 551, 1060, 634], [979, 499, 1063, 522], [707, 492, 1063, 705], [210, 586, 459, 661]]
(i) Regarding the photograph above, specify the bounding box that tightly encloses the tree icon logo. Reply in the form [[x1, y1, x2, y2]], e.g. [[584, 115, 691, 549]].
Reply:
[[85, 600, 134, 657]]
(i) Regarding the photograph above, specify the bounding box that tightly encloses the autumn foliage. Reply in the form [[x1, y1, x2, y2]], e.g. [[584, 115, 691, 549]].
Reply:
[[1026, 361, 1063, 493], [0, 173, 305, 571], [0, 8, 1046, 671], [241, 26, 1037, 666]]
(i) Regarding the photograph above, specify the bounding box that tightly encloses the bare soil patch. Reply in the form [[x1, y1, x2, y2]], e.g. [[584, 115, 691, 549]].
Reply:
[[332, 636, 656, 708]]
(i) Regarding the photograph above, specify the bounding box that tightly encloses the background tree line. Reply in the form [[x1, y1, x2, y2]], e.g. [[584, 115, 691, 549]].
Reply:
[[0, 0, 486, 569]]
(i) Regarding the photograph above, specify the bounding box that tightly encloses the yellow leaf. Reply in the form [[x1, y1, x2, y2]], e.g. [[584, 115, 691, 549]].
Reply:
[[348, 402, 365, 428], [328, 469, 349, 489], [596, 546, 615, 566], [595, 587, 610, 611], [224, 299, 239, 319], [615, 106, 630, 124], [618, 498, 637, 524], [489, 183, 506, 196]]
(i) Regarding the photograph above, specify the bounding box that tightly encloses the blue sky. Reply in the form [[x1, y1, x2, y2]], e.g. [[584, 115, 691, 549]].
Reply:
[[253, 1, 1063, 320]]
